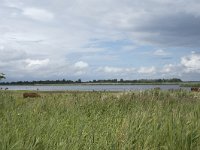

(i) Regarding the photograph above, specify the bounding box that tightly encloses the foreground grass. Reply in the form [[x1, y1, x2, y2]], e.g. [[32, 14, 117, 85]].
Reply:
[[0, 90, 200, 150]]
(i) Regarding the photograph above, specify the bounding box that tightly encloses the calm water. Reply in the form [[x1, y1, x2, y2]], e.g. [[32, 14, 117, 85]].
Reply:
[[0, 85, 190, 91]]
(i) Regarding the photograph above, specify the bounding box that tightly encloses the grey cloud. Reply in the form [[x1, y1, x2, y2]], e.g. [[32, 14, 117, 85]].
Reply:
[[0, 48, 27, 62], [64, 0, 200, 48], [3, 0, 200, 50], [133, 13, 200, 47], [1, 0, 200, 81]]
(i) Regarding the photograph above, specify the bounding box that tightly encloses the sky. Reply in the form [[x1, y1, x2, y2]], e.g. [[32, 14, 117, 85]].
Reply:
[[0, 0, 200, 81]]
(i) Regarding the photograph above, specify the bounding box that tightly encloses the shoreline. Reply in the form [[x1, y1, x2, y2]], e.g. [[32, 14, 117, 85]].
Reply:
[[0, 82, 182, 86]]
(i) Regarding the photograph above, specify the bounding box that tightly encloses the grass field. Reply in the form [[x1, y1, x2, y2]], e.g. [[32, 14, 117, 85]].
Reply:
[[1, 90, 200, 150]]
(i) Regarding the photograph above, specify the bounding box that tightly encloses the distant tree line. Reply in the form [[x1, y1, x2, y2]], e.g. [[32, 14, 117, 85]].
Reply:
[[90, 78, 182, 83], [0, 79, 81, 85], [0, 78, 182, 85]]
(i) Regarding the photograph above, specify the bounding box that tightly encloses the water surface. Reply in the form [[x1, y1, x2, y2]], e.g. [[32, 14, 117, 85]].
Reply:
[[0, 84, 190, 91]]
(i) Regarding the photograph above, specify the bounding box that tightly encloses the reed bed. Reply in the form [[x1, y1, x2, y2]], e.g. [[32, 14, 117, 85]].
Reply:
[[0, 90, 200, 150]]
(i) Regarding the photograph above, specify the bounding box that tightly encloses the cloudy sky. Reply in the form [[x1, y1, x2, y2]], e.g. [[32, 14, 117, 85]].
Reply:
[[1, 0, 200, 81]]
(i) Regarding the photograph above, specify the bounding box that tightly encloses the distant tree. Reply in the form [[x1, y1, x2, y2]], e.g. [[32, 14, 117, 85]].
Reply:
[[77, 79, 81, 83], [0, 73, 5, 80]]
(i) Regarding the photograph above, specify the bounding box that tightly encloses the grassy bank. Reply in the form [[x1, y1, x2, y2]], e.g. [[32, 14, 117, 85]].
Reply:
[[1, 90, 200, 149], [180, 82, 200, 87]]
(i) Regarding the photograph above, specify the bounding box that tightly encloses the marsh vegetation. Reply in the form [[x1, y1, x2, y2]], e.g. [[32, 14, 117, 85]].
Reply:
[[0, 90, 200, 149]]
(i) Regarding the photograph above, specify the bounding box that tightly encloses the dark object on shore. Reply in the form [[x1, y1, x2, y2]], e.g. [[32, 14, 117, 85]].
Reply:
[[191, 87, 200, 92], [5, 88, 8, 90], [23, 93, 41, 98]]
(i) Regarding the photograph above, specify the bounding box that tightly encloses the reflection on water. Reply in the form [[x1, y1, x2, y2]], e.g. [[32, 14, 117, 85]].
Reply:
[[0, 85, 191, 91]]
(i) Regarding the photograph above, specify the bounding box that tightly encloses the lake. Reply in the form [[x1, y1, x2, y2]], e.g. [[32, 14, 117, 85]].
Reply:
[[0, 84, 191, 91]]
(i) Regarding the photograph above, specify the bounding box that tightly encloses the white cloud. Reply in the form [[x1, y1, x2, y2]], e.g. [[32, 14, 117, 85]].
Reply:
[[74, 61, 89, 69], [158, 52, 200, 79], [138, 66, 156, 74], [100, 66, 123, 74], [160, 64, 183, 78], [22, 7, 54, 21], [161, 64, 176, 73], [181, 52, 200, 73], [25, 58, 49, 69], [153, 49, 169, 56], [97, 66, 135, 74], [73, 61, 89, 76]]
